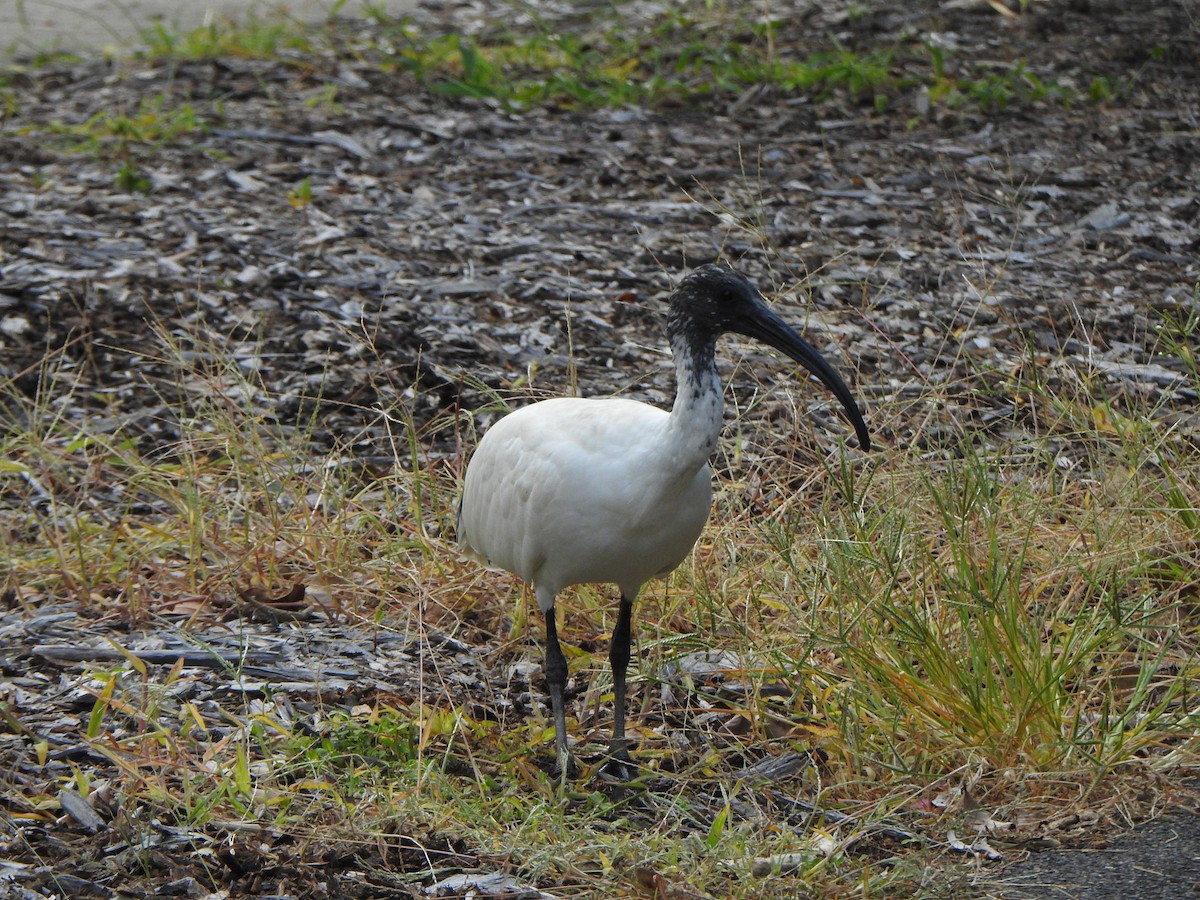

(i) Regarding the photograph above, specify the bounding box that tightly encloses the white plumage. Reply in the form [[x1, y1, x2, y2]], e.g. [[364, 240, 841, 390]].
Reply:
[[458, 264, 870, 780], [461, 398, 713, 598]]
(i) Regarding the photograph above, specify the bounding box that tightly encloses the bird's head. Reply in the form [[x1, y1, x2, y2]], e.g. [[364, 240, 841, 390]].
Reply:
[[667, 263, 872, 451], [667, 263, 765, 336]]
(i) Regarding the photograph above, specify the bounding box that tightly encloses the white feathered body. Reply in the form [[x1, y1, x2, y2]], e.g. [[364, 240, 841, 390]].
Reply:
[[458, 391, 719, 608]]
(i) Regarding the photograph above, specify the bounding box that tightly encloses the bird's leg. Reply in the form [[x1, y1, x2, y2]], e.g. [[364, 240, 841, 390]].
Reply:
[[607, 593, 635, 771], [543, 606, 575, 780]]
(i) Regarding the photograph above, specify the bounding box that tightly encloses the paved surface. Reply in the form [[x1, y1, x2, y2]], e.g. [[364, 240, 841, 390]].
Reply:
[[1, 0, 412, 57], [994, 804, 1200, 900]]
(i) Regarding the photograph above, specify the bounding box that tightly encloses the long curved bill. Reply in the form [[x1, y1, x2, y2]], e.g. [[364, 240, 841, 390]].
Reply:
[[735, 297, 872, 451]]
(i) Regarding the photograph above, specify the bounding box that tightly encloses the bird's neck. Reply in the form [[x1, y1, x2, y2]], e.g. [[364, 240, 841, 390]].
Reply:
[[665, 329, 724, 471]]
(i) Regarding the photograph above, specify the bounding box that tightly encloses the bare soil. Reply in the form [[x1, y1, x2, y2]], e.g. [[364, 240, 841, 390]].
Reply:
[[1, 0, 1198, 897]]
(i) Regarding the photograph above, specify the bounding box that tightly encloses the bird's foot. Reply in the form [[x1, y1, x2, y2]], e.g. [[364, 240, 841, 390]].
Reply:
[[594, 750, 673, 801], [597, 746, 639, 783], [551, 749, 579, 785]]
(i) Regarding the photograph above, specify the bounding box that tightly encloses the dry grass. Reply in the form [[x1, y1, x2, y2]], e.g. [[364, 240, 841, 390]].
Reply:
[[4, 277, 1198, 897]]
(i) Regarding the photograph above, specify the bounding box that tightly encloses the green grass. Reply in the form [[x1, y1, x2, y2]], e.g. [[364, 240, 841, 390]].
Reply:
[[373, 20, 905, 112], [344, 9, 1076, 115], [139, 16, 317, 60], [924, 43, 1073, 113], [11, 93, 206, 191]]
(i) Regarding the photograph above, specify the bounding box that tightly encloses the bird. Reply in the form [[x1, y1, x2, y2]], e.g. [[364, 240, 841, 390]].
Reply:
[[457, 263, 870, 781]]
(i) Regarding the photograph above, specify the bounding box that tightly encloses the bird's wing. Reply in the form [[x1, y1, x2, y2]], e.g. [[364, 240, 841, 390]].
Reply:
[[458, 398, 670, 578]]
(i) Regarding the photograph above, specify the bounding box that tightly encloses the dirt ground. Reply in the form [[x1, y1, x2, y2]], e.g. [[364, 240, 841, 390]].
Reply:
[[2, 0, 1199, 896]]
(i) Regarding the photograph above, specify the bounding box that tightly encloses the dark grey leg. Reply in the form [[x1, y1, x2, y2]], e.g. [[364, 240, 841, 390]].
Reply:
[[608, 593, 634, 763], [543, 606, 574, 780]]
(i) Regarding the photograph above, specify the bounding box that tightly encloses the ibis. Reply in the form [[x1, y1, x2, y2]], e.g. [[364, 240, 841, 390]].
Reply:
[[457, 263, 870, 779]]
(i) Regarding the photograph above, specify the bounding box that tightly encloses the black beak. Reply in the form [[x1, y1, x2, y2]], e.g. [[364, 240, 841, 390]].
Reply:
[[735, 298, 872, 451]]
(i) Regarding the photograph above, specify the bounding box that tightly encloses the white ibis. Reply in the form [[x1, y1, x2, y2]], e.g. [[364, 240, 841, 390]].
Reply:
[[457, 263, 870, 779]]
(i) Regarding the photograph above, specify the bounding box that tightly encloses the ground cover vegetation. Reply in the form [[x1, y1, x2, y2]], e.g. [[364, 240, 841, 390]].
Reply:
[[1, 0, 1198, 897]]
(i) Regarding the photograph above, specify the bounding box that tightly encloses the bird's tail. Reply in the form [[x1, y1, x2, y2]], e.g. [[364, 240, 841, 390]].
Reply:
[[454, 495, 490, 564]]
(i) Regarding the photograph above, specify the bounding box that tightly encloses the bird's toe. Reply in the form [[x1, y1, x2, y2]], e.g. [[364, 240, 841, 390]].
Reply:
[[551, 751, 579, 784], [597, 748, 639, 783]]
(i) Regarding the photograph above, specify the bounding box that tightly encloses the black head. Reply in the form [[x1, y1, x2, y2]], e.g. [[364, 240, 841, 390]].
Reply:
[[668, 263, 872, 451], [667, 264, 766, 338]]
